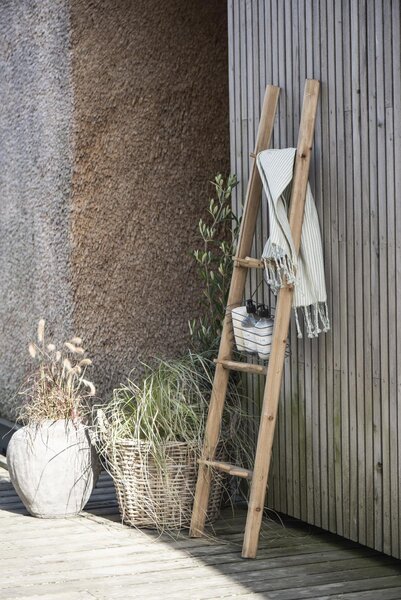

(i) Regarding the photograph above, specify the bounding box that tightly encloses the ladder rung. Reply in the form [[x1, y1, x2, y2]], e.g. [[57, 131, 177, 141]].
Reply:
[[215, 359, 267, 376], [198, 460, 253, 480], [233, 256, 264, 269]]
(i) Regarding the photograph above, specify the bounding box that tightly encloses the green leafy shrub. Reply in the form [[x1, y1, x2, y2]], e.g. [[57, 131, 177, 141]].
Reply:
[[189, 174, 239, 351], [95, 353, 212, 449]]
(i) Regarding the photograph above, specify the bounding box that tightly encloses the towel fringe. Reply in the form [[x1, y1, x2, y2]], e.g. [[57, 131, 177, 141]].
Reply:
[[262, 259, 331, 339], [263, 245, 297, 293], [294, 307, 302, 338], [318, 301, 330, 333], [293, 301, 330, 339]]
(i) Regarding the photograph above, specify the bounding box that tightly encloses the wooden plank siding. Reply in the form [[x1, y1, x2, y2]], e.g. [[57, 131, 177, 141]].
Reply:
[[228, 0, 401, 559]]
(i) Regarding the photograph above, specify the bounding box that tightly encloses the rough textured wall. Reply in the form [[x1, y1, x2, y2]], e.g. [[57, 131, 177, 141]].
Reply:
[[0, 0, 228, 418], [69, 0, 229, 398], [0, 0, 73, 419]]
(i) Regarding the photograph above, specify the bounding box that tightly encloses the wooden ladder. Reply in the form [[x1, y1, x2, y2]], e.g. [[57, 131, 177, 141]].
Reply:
[[189, 80, 320, 558]]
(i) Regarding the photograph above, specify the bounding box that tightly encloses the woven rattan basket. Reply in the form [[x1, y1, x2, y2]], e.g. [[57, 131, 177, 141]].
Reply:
[[109, 439, 224, 529]]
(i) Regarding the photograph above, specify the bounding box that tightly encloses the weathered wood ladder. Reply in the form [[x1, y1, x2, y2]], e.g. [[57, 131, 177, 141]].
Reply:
[[189, 80, 320, 558]]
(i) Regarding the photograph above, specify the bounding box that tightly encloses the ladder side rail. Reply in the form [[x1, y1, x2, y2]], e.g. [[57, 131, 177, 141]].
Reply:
[[189, 85, 280, 538], [242, 79, 320, 558]]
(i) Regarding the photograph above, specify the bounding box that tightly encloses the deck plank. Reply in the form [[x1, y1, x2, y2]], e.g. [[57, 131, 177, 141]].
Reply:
[[1, 465, 401, 599]]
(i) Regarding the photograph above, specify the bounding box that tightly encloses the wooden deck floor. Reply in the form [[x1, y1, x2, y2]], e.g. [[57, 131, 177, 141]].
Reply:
[[1, 464, 401, 600]]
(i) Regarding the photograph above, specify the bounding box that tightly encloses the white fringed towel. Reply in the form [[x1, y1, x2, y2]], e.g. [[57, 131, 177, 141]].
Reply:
[[257, 147, 330, 338]]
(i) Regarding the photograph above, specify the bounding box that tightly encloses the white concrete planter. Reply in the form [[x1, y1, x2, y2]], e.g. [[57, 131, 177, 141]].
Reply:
[[7, 419, 100, 518]]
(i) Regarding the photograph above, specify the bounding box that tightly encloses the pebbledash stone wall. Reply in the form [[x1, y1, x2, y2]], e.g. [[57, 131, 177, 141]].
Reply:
[[0, 0, 229, 419], [0, 0, 74, 419]]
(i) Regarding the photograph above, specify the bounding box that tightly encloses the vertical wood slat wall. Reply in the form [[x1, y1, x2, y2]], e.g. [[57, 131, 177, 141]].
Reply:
[[228, 0, 401, 558]]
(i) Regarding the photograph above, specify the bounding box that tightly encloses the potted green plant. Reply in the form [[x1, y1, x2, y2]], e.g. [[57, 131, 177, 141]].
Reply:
[[92, 175, 250, 531], [94, 352, 228, 531], [7, 319, 100, 518]]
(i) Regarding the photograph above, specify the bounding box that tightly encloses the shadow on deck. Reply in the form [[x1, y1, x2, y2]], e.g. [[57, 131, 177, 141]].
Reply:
[[1, 468, 401, 599]]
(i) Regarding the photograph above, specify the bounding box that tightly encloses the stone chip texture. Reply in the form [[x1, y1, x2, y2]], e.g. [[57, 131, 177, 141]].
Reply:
[[0, 0, 229, 418], [0, 0, 74, 419]]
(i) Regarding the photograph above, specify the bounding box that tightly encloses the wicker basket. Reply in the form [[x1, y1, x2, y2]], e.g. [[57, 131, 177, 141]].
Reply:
[[109, 439, 224, 529]]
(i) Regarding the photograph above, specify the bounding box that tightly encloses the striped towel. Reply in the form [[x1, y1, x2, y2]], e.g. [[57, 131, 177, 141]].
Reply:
[[257, 147, 330, 338]]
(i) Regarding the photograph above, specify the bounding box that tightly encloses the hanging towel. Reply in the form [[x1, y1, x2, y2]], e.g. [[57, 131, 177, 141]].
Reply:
[[257, 147, 330, 338]]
